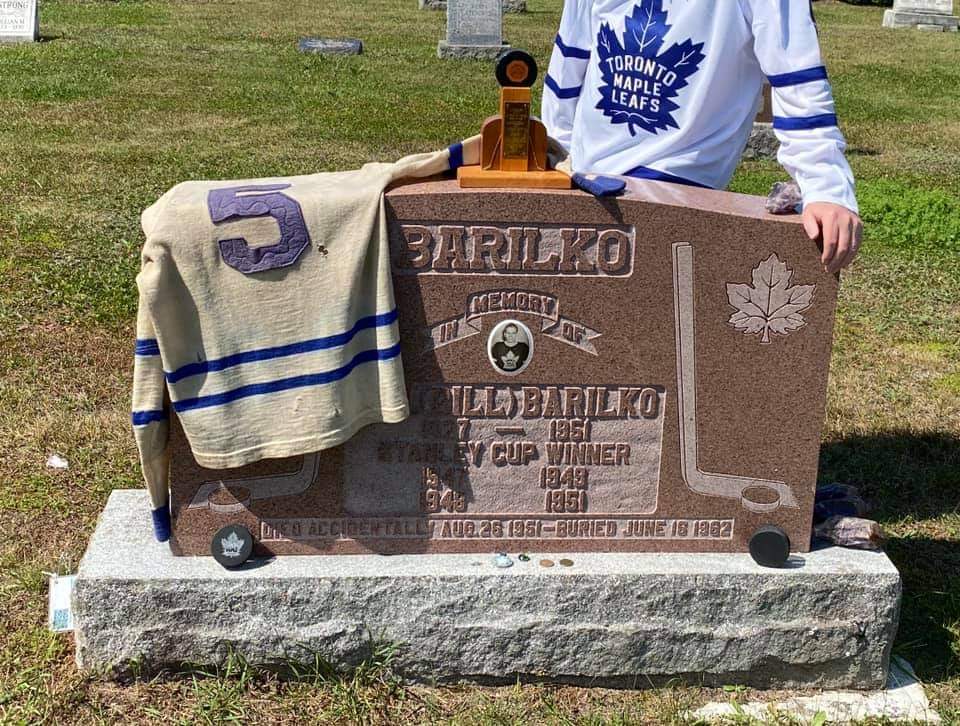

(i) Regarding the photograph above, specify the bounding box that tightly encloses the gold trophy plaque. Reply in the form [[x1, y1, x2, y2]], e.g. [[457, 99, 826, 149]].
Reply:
[[457, 50, 572, 189]]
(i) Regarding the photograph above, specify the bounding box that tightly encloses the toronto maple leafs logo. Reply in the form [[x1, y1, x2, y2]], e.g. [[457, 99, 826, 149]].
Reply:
[[221, 531, 245, 558], [596, 0, 705, 136]]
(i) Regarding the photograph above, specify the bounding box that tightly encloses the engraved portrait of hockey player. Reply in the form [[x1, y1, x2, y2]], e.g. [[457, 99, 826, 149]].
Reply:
[[488, 320, 533, 375]]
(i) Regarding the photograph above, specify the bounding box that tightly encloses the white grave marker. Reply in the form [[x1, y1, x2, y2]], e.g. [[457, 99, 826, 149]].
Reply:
[[884, 0, 958, 31], [0, 0, 38, 43], [438, 0, 509, 59]]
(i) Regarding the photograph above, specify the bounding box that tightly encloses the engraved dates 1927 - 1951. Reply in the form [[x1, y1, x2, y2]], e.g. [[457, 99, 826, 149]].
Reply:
[[343, 383, 667, 522]]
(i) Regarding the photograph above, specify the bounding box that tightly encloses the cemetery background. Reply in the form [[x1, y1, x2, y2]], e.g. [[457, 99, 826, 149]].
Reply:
[[0, 0, 957, 721]]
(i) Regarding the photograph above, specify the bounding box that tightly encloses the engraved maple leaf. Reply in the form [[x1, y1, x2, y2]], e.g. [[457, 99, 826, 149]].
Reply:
[[726, 254, 815, 344]]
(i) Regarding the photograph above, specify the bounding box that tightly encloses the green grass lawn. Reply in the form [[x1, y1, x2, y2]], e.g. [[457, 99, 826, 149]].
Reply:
[[0, 0, 958, 722]]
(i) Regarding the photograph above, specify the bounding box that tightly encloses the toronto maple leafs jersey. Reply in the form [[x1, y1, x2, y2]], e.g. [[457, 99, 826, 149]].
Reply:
[[542, 0, 858, 213]]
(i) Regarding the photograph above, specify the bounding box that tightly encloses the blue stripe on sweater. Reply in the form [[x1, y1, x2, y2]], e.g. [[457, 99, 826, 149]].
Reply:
[[767, 65, 828, 88], [544, 74, 582, 99], [132, 409, 167, 426], [623, 165, 713, 189], [173, 343, 402, 413], [554, 34, 590, 59], [135, 339, 160, 356], [152, 504, 171, 542], [165, 308, 399, 384], [772, 113, 838, 131]]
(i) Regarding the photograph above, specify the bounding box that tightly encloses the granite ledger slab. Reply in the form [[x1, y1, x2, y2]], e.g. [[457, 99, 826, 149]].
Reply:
[[169, 179, 839, 556]]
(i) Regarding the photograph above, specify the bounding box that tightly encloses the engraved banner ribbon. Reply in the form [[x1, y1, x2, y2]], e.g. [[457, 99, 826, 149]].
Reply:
[[424, 289, 602, 355]]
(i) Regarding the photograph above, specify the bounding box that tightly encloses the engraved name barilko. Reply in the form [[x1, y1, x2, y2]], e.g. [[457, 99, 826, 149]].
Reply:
[[395, 223, 636, 276]]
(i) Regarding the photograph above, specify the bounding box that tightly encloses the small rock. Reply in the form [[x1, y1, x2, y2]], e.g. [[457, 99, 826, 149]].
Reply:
[[297, 37, 363, 55], [766, 180, 803, 215], [814, 516, 884, 551], [816, 483, 861, 501]]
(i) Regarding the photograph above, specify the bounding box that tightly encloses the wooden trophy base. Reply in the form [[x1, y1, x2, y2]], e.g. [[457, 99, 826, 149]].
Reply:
[[457, 165, 572, 189]]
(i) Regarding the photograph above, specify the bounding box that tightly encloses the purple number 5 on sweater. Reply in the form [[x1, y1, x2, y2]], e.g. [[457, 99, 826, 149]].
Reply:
[[208, 184, 311, 273]]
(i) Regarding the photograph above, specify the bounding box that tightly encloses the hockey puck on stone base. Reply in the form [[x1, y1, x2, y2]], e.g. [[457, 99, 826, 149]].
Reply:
[[212, 524, 254, 568], [748, 525, 791, 568]]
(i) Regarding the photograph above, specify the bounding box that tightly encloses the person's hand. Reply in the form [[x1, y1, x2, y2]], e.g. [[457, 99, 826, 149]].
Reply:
[[801, 202, 863, 274]]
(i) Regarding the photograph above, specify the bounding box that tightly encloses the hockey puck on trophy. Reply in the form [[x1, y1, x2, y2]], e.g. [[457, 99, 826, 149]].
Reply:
[[496, 49, 537, 88]]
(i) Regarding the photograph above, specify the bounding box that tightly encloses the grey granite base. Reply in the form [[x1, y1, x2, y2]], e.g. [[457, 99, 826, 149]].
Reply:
[[437, 40, 510, 60], [883, 9, 959, 29], [74, 491, 901, 689]]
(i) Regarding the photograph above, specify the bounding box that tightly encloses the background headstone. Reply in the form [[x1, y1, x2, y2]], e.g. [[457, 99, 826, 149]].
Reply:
[[0, 0, 38, 43], [743, 83, 778, 161], [883, 0, 958, 31], [438, 0, 510, 59], [420, 0, 525, 13]]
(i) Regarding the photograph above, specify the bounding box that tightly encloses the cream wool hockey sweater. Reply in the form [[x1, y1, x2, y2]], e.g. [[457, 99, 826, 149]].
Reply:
[[542, 0, 858, 213], [133, 140, 481, 541]]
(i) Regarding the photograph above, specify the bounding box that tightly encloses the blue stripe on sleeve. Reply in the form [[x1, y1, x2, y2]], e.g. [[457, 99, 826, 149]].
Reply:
[[772, 113, 838, 131], [544, 74, 582, 100], [767, 65, 828, 88], [448, 142, 464, 171], [135, 339, 160, 356], [165, 308, 399, 384], [132, 409, 167, 426], [555, 34, 590, 59], [173, 343, 402, 413], [623, 165, 713, 189]]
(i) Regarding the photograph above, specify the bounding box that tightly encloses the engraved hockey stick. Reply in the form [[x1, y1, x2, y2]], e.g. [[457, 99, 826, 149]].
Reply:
[[672, 242, 797, 512], [187, 453, 321, 511]]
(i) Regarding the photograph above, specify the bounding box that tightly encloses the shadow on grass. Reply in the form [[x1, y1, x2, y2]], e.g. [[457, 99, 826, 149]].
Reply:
[[820, 430, 960, 522], [821, 431, 960, 684], [886, 535, 960, 685]]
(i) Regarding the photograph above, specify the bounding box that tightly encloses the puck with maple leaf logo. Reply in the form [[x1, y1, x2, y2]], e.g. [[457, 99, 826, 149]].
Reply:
[[212, 524, 254, 568]]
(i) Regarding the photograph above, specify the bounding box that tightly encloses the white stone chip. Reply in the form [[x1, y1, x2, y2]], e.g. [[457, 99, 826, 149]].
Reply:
[[46, 454, 69, 470], [692, 658, 941, 724]]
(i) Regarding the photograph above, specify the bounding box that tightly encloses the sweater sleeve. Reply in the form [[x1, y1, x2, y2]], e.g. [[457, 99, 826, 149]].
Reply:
[[744, 0, 858, 214], [131, 254, 171, 542], [541, 0, 593, 152]]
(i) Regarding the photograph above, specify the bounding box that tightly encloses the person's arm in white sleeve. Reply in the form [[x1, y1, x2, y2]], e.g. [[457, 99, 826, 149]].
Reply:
[[541, 0, 593, 152], [745, 0, 862, 272]]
